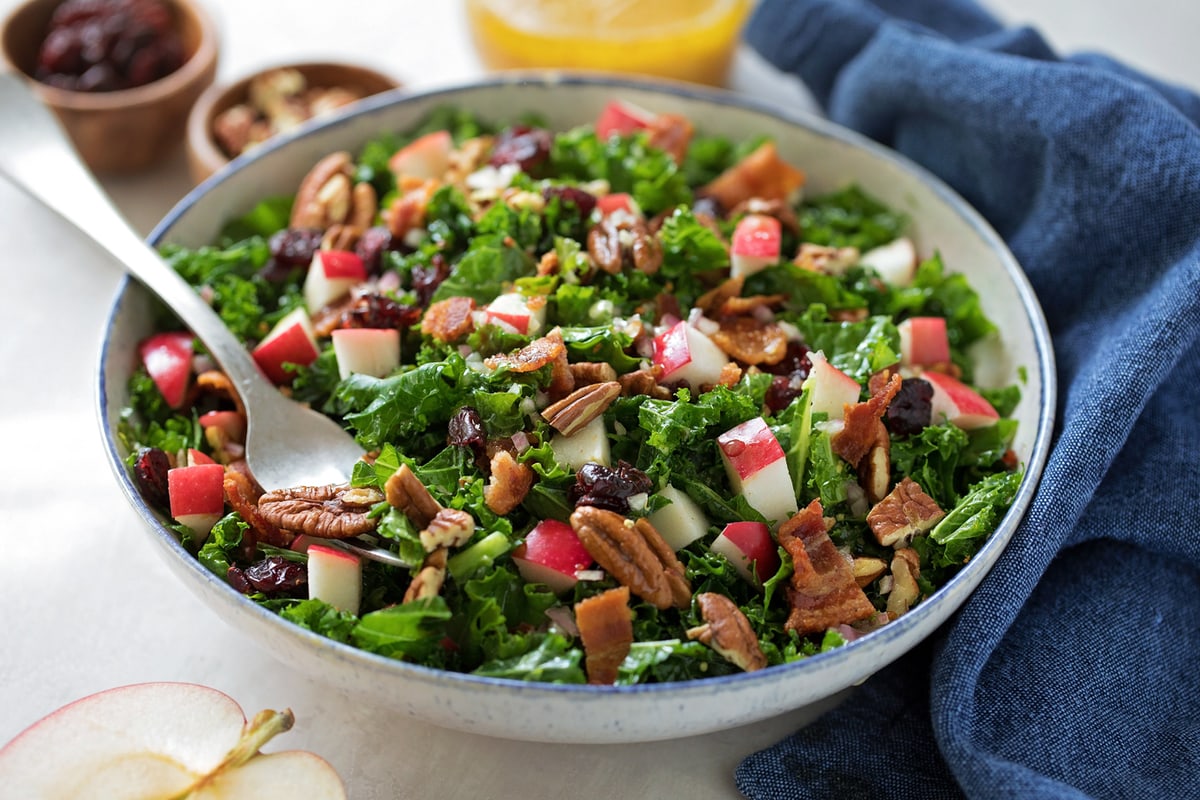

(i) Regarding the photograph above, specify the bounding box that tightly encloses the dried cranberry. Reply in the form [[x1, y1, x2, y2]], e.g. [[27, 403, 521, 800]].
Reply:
[[542, 185, 597, 220], [411, 254, 451, 306], [447, 407, 486, 452], [765, 341, 812, 377], [354, 226, 394, 275], [765, 374, 805, 413], [570, 461, 653, 513], [341, 293, 420, 331], [263, 228, 323, 280], [226, 565, 253, 594], [489, 125, 553, 174], [886, 378, 934, 437], [133, 446, 170, 510], [242, 556, 307, 597]]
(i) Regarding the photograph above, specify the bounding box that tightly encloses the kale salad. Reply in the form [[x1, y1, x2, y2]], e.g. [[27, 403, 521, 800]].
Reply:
[[121, 99, 1024, 685]]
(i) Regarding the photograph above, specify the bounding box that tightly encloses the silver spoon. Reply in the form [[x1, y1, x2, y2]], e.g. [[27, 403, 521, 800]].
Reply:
[[0, 72, 405, 568]]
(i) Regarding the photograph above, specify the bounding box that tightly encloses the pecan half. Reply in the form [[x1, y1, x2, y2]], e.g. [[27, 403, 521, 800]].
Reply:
[[483, 450, 533, 515], [574, 586, 633, 685], [291, 152, 356, 230], [793, 243, 860, 276], [866, 477, 945, 548], [886, 547, 922, 617], [403, 547, 448, 603], [619, 365, 672, 399], [421, 296, 476, 343], [384, 464, 443, 529], [256, 484, 383, 539], [419, 507, 475, 552], [687, 592, 767, 672], [710, 317, 789, 366], [569, 361, 618, 386], [541, 381, 621, 436], [483, 332, 566, 373], [570, 506, 691, 610], [587, 216, 663, 275]]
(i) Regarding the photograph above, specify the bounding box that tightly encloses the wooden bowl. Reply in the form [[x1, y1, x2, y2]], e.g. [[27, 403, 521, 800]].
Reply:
[[0, 0, 218, 174], [185, 61, 401, 184]]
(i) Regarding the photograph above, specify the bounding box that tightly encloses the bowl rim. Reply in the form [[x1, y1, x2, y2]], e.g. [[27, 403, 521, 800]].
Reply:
[[100, 72, 1058, 708], [0, 0, 218, 111]]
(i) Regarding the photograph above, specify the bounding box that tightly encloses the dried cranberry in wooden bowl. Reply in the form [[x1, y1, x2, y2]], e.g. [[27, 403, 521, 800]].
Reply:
[[1, 0, 217, 173]]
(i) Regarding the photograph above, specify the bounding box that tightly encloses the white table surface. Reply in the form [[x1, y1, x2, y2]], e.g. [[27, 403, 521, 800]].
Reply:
[[1, 2, 1195, 797]]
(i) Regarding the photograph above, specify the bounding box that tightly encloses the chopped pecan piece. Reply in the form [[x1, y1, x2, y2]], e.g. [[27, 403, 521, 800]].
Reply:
[[384, 464, 443, 529], [256, 484, 383, 539], [687, 592, 767, 672], [320, 222, 362, 253], [541, 381, 621, 436], [536, 249, 560, 276], [194, 370, 245, 416], [886, 547, 922, 618], [866, 477, 945, 547], [618, 365, 672, 399], [419, 508, 475, 552], [832, 371, 902, 466], [587, 215, 663, 275], [570, 506, 691, 610], [857, 424, 892, 505], [778, 499, 876, 635], [852, 556, 888, 588], [483, 332, 566, 373], [574, 586, 634, 685], [569, 361, 618, 386], [403, 547, 448, 603], [710, 317, 789, 366], [709, 361, 743, 389], [793, 243, 860, 276], [483, 450, 534, 515], [697, 142, 806, 211], [421, 296, 476, 343]]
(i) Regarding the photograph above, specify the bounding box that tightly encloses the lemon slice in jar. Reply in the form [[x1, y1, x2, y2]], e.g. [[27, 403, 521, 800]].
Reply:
[[464, 0, 751, 86]]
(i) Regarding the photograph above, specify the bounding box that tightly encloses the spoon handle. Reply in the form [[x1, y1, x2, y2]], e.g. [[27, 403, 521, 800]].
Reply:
[[0, 72, 273, 408]]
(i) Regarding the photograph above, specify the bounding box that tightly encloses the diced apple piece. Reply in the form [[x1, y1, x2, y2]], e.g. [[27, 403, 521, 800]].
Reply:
[[730, 214, 782, 279], [307, 544, 362, 615], [898, 317, 951, 367], [711, 521, 780, 584], [595, 99, 654, 139], [186, 448, 216, 466], [646, 485, 709, 551], [652, 320, 730, 388], [717, 417, 799, 525], [549, 415, 610, 471], [330, 328, 400, 380], [802, 353, 861, 419], [198, 410, 246, 443], [138, 331, 193, 409], [923, 371, 1000, 429], [483, 292, 547, 336], [304, 250, 367, 313], [388, 129, 452, 180], [861, 237, 918, 286], [252, 307, 320, 385], [595, 192, 640, 218], [512, 519, 594, 595], [168, 463, 226, 543]]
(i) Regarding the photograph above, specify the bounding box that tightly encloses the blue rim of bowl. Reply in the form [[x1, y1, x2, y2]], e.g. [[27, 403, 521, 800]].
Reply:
[[99, 72, 1057, 703]]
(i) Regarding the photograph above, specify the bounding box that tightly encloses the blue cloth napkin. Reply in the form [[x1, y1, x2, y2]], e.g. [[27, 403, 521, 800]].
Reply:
[[736, 2, 1200, 798]]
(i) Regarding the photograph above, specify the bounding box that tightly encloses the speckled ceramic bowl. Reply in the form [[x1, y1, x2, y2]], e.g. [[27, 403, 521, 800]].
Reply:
[[98, 74, 1055, 744]]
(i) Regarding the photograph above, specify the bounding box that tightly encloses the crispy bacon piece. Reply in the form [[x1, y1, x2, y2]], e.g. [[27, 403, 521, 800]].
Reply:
[[778, 499, 876, 636], [698, 142, 806, 211], [710, 317, 789, 366], [421, 296, 476, 343], [832, 371, 902, 466], [223, 468, 292, 550], [646, 112, 694, 164], [483, 332, 566, 373], [574, 586, 634, 685]]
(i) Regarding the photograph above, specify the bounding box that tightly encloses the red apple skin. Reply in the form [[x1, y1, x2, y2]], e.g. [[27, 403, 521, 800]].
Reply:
[[718, 417, 786, 481], [486, 309, 530, 334], [923, 370, 1000, 429], [198, 410, 247, 443], [187, 448, 216, 466], [899, 317, 951, 366], [252, 321, 319, 385], [168, 463, 226, 518], [138, 331, 193, 409], [388, 130, 452, 179], [512, 520, 593, 594], [315, 250, 366, 281], [595, 100, 652, 139], [712, 521, 780, 584], [596, 192, 636, 216], [652, 321, 692, 375], [732, 214, 782, 259]]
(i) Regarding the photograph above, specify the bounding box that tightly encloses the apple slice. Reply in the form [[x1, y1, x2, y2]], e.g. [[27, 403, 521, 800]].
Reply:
[[388, 129, 452, 180], [0, 682, 346, 799], [482, 292, 547, 336], [647, 485, 709, 551], [717, 416, 799, 525], [595, 99, 654, 139], [861, 237, 918, 286], [730, 214, 782, 279], [307, 543, 362, 615], [549, 415, 611, 471], [330, 328, 401, 380], [168, 463, 226, 543], [512, 519, 594, 595], [252, 307, 320, 385], [923, 371, 1000, 429], [303, 250, 367, 313], [711, 521, 781, 584], [802, 353, 861, 420], [652, 320, 730, 388], [898, 317, 951, 367], [138, 331, 193, 409]]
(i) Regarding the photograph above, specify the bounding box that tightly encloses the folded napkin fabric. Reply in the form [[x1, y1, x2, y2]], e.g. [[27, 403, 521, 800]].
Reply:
[[736, 2, 1200, 798]]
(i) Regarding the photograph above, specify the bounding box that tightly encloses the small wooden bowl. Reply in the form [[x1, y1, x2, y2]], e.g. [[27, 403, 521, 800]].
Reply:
[[185, 61, 401, 184], [1, 0, 219, 174]]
